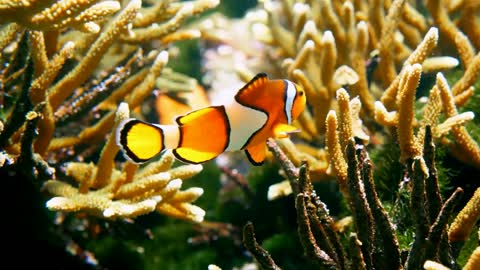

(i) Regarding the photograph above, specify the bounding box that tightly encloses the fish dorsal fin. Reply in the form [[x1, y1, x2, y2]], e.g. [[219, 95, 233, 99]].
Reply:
[[176, 106, 216, 125], [235, 73, 269, 106]]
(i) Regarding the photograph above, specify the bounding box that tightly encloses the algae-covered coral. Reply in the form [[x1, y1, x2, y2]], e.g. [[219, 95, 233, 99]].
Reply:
[[2, 0, 480, 269]]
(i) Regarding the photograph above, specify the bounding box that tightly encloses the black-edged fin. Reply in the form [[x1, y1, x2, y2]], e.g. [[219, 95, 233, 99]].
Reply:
[[116, 118, 165, 163], [173, 106, 231, 164], [244, 143, 267, 166], [234, 73, 268, 104]]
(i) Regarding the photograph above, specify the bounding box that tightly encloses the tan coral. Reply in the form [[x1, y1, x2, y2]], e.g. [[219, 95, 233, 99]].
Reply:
[[0, 0, 219, 158], [375, 70, 477, 164], [426, 0, 459, 48], [43, 103, 205, 222], [0, 0, 121, 32], [448, 186, 480, 242], [48, 0, 141, 111], [118, 0, 219, 50], [463, 246, 480, 270], [324, 88, 372, 197], [371, 24, 478, 167], [267, 180, 292, 201], [276, 138, 330, 180], [325, 110, 348, 195], [421, 56, 459, 73], [381, 27, 439, 111], [423, 260, 451, 270], [377, 0, 406, 87], [436, 73, 480, 168], [452, 52, 480, 96], [47, 50, 169, 152], [349, 21, 375, 117], [396, 64, 423, 161], [454, 32, 475, 69]]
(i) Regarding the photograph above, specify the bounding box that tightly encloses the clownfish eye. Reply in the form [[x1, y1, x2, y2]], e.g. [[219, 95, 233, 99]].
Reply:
[[298, 91, 304, 96]]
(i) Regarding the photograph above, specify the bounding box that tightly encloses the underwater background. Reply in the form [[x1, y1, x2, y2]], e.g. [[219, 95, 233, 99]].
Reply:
[[2, 0, 480, 269]]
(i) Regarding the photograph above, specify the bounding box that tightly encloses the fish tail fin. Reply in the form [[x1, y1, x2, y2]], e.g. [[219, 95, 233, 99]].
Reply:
[[116, 118, 165, 163]]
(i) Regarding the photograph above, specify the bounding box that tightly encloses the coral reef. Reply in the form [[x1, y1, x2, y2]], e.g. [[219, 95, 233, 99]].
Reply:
[[197, 0, 480, 269], [0, 0, 219, 218], [252, 121, 463, 270], [1, 0, 480, 269], [0, 0, 219, 268], [201, 0, 480, 170], [43, 102, 206, 221]]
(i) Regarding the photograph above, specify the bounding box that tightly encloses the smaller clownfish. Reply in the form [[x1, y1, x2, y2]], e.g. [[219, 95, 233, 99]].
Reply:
[[116, 73, 306, 165]]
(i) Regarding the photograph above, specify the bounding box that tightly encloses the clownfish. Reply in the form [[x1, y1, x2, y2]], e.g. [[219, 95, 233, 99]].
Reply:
[[116, 73, 306, 165]]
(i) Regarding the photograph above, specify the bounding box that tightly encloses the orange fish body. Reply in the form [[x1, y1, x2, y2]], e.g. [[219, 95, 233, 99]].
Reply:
[[116, 73, 306, 165]]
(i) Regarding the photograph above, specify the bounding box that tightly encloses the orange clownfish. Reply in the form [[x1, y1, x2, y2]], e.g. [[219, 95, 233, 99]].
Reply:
[[116, 73, 306, 165]]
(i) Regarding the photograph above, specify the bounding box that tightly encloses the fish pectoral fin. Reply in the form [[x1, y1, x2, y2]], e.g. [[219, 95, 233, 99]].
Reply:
[[273, 124, 300, 138], [245, 143, 267, 166]]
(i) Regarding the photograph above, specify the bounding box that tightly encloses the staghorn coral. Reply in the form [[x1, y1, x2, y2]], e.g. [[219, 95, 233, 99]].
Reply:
[[200, 0, 480, 171], [424, 246, 480, 270], [374, 27, 480, 168], [0, 0, 219, 183], [449, 186, 480, 242], [0, 0, 219, 267], [0, 0, 220, 158], [43, 103, 206, 222], [195, 4, 480, 267], [375, 65, 477, 163], [463, 246, 480, 270], [0, 0, 122, 33], [244, 119, 465, 270], [223, 7, 480, 261]]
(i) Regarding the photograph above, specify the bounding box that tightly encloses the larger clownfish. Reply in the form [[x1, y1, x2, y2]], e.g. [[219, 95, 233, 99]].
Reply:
[[116, 73, 306, 165]]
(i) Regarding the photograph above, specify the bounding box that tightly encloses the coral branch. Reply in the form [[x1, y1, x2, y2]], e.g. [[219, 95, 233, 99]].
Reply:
[[437, 72, 480, 168], [448, 187, 480, 242], [405, 157, 430, 270], [242, 222, 281, 270], [345, 140, 374, 269], [348, 233, 367, 270], [463, 247, 480, 270], [0, 33, 31, 149], [43, 103, 205, 222], [397, 64, 422, 161], [423, 126, 443, 224], [266, 138, 299, 194], [325, 110, 348, 195], [295, 193, 336, 268], [425, 187, 463, 262], [48, 0, 141, 111], [357, 146, 402, 270]]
